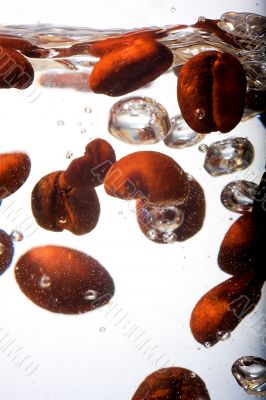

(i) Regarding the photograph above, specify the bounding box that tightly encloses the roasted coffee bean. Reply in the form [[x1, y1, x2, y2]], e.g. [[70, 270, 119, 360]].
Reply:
[[190, 274, 264, 346], [89, 38, 173, 96], [104, 151, 189, 205], [31, 171, 100, 235], [15, 245, 115, 314], [0, 230, 14, 275], [132, 367, 211, 400], [0, 47, 34, 89], [177, 51, 246, 133], [0, 152, 31, 199], [136, 176, 205, 242], [218, 213, 265, 278], [65, 138, 116, 188]]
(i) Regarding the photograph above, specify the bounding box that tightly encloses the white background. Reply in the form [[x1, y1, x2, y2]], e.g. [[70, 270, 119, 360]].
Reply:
[[0, 1, 265, 400]]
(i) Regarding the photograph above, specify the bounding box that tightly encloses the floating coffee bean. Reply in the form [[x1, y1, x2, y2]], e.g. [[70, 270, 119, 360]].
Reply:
[[131, 367, 211, 400], [104, 151, 189, 205], [0, 230, 14, 275], [218, 213, 265, 278], [15, 245, 115, 314], [31, 171, 100, 235], [137, 176, 205, 242], [0, 153, 31, 199], [177, 51, 246, 133], [190, 274, 264, 346], [90, 38, 173, 96], [65, 138, 116, 188], [0, 47, 34, 89]]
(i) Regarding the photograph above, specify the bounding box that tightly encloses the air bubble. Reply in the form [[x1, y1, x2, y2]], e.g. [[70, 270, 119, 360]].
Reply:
[[171, 7, 176, 13], [66, 150, 73, 159], [81, 128, 87, 134], [204, 342, 212, 348], [108, 96, 171, 145], [164, 115, 204, 148], [195, 108, 206, 119], [198, 144, 208, 153], [232, 356, 266, 397], [221, 180, 258, 213], [99, 327, 106, 332], [84, 289, 98, 301], [85, 107, 92, 113], [39, 275, 51, 289], [147, 229, 158, 241], [162, 231, 177, 243], [216, 330, 231, 341], [57, 120, 65, 126], [10, 230, 23, 242]]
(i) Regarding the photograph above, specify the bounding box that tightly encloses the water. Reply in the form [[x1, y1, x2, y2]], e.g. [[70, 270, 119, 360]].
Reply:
[[108, 97, 170, 145], [164, 115, 204, 148], [204, 138, 254, 176], [221, 180, 258, 213], [232, 356, 266, 397]]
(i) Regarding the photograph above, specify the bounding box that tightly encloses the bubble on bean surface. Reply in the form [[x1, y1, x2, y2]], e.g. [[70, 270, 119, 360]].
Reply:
[[147, 229, 158, 241], [162, 231, 177, 243], [84, 289, 98, 301], [198, 144, 208, 153], [66, 150, 73, 159], [204, 138, 254, 176], [108, 96, 171, 145], [221, 180, 258, 213], [10, 230, 23, 242], [195, 108, 206, 120], [232, 356, 266, 397], [0, 242, 5, 255], [216, 330, 231, 341], [204, 341, 212, 348], [148, 206, 184, 233], [164, 115, 204, 148], [198, 16, 206, 22], [57, 120, 64, 126], [39, 275, 51, 289]]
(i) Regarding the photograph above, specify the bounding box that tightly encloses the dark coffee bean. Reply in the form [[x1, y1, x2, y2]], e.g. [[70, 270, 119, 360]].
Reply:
[[177, 51, 246, 133], [0, 153, 31, 199], [0, 230, 14, 275], [15, 245, 115, 314], [0, 47, 34, 89], [31, 171, 100, 235], [132, 367, 210, 400]]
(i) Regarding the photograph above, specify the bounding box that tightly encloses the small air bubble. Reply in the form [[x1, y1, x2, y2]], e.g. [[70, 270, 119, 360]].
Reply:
[[66, 150, 73, 159], [195, 108, 205, 119], [147, 229, 158, 241], [10, 230, 23, 242], [84, 289, 98, 301], [57, 120, 65, 126], [198, 143, 208, 153], [81, 128, 87, 134], [198, 16, 206, 22], [85, 107, 92, 113], [162, 231, 177, 243], [39, 275, 51, 289], [171, 7, 176, 13], [99, 327, 106, 332], [217, 330, 231, 341], [204, 341, 212, 348]]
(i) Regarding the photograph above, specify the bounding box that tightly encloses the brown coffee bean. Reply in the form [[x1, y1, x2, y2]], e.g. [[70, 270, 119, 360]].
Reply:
[[0, 152, 31, 199], [190, 274, 264, 346], [89, 38, 173, 96], [104, 151, 189, 205], [177, 51, 246, 133], [252, 172, 266, 224], [0, 47, 34, 89], [15, 245, 115, 314], [65, 138, 116, 188], [136, 176, 205, 242], [131, 367, 210, 400], [0, 230, 14, 275], [31, 171, 100, 235], [218, 213, 265, 278]]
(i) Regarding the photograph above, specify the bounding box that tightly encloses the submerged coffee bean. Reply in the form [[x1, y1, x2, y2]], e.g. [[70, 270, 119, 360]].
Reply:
[[15, 245, 115, 314], [0, 230, 14, 275], [31, 171, 100, 235], [131, 367, 211, 400], [177, 51, 246, 133], [0, 47, 34, 89], [0, 152, 31, 199]]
